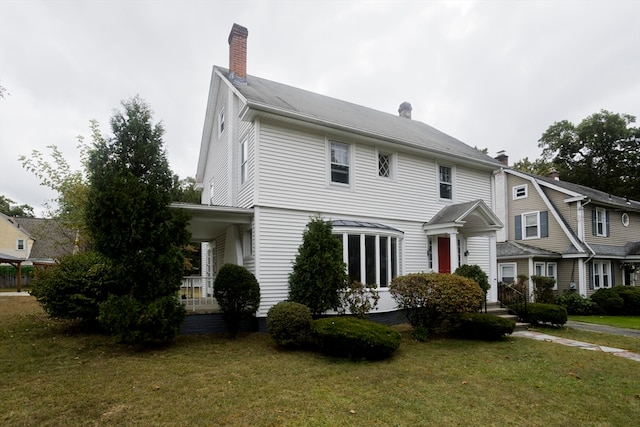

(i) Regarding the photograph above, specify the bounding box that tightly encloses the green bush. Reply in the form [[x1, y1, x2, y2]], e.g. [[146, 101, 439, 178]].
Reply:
[[99, 294, 186, 344], [456, 313, 515, 340], [614, 286, 640, 315], [214, 263, 261, 338], [590, 288, 624, 315], [311, 317, 401, 360], [554, 292, 598, 315], [454, 264, 490, 294], [532, 275, 556, 304], [30, 252, 114, 327], [389, 272, 484, 337], [267, 301, 313, 348], [519, 303, 567, 327], [337, 281, 380, 318]]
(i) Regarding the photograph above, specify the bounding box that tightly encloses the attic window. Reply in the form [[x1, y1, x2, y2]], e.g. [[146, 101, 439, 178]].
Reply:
[[621, 213, 630, 227], [218, 109, 225, 137], [16, 239, 25, 250], [513, 184, 527, 199]]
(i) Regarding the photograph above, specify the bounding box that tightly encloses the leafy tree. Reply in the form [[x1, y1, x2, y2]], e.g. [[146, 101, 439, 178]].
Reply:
[[0, 195, 34, 217], [19, 126, 95, 246], [171, 175, 201, 204], [537, 110, 640, 200], [86, 96, 189, 344], [288, 215, 348, 317], [213, 263, 261, 338], [511, 157, 553, 177]]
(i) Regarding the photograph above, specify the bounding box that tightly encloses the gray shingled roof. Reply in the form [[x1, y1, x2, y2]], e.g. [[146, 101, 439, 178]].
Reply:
[[497, 241, 561, 259], [11, 217, 77, 262], [426, 200, 483, 225], [331, 220, 402, 233], [526, 172, 640, 211], [218, 67, 503, 169]]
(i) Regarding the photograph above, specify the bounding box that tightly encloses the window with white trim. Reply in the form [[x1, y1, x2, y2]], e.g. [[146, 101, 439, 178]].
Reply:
[[621, 213, 630, 227], [513, 184, 528, 199], [218, 109, 225, 137], [16, 239, 25, 251], [334, 230, 400, 288], [535, 261, 558, 290], [595, 207, 608, 236], [438, 165, 453, 200], [330, 141, 350, 185], [499, 263, 516, 284], [378, 153, 391, 178], [240, 138, 248, 185], [523, 212, 540, 239], [592, 260, 611, 289]]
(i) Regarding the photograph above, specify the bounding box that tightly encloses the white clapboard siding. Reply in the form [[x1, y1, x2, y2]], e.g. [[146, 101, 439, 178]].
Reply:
[[256, 122, 489, 223], [254, 206, 434, 316]]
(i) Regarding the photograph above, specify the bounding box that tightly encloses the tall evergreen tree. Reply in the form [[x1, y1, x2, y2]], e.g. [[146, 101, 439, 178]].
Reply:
[[288, 215, 347, 317], [86, 96, 189, 343]]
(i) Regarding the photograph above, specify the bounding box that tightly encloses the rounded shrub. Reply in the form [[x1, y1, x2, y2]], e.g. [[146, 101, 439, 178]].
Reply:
[[614, 286, 640, 315], [554, 292, 598, 315], [214, 263, 261, 338], [520, 303, 567, 327], [590, 288, 624, 315], [311, 317, 401, 360], [389, 272, 484, 336], [267, 301, 313, 348], [30, 251, 115, 327], [456, 313, 515, 341]]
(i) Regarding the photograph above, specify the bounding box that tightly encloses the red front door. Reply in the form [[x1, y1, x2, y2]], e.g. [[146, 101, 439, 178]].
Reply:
[[438, 237, 451, 273]]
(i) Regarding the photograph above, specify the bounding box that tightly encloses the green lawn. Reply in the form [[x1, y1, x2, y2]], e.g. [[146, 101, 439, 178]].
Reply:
[[568, 315, 640, 330], [2, 296, 640, 426]]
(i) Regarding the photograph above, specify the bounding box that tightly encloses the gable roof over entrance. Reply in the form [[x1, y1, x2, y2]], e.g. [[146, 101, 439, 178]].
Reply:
[[423, 199, 503, 235]]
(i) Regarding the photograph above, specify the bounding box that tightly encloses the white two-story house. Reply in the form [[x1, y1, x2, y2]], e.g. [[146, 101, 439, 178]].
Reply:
[[176, 24, 504, 328]]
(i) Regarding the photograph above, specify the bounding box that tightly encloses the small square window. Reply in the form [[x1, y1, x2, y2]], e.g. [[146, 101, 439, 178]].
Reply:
[[16, 239, 25, 250], [513, 185, 527, 199]]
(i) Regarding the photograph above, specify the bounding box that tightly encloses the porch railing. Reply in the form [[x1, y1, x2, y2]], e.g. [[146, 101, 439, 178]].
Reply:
[[180, 276, 219, 311], [497, 282, 529, 315]]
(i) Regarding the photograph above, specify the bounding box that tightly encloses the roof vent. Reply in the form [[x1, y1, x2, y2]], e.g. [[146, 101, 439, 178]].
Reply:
[[398, 102, 412, 119]]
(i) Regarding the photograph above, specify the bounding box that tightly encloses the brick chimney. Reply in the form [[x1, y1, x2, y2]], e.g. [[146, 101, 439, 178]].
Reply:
[[495, 150, 508, 166], [398, 102, 412, 119], [228, 23, 248, 83], [548, 167, 560, 180]]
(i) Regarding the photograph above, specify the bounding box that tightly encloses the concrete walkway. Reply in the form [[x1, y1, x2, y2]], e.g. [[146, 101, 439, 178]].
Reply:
[[0, 291, 32, 296], [512, 325, 640, 363]]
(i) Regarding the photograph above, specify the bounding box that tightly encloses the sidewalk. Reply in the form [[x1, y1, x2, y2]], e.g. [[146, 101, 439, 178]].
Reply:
[[512, 328, 640, 363], [0, 292, 32, 296]]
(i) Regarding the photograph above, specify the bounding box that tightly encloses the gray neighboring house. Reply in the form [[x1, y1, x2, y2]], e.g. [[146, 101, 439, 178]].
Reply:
[[175, 23, 505, 327], [494, 158, 640, 298]]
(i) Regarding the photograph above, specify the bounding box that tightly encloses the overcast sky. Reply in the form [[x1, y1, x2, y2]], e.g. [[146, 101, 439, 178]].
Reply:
[[1, 0, 639, 216]]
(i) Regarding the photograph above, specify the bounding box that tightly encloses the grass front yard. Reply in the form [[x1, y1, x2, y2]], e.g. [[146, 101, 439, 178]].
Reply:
[[568, 315, 640, 330], [2, 296, 639, 426]]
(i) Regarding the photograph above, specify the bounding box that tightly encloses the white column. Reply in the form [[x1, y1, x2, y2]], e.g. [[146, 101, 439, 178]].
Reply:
[[578, 258, 587, 296], [449, 232, 459, 272], [488, 233, 498, 302]]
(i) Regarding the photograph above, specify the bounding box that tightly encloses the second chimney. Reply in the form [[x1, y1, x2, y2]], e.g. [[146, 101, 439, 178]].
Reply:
[[228, 23, 248, 83], [398, 102, 412, 119], [495, 151, 509, 166]]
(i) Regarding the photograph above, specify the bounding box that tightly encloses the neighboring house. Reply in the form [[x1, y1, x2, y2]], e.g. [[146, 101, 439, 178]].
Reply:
[[175, 24, 505, 326], [494, 155, 640, 298], [0, 212, 34, 261], [0, 213, 79, 267]]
